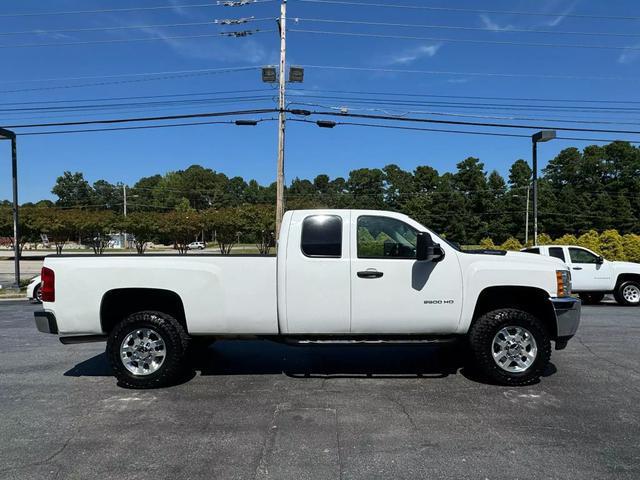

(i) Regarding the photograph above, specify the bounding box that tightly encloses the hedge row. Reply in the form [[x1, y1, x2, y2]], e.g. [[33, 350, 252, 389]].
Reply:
[[478, 230, 640, 262]]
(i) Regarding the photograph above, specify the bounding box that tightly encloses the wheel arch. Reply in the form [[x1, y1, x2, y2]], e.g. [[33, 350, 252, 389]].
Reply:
[[100, 288, 188, 335], [615, 273, 640, 290], [471, 286, 557, 338]]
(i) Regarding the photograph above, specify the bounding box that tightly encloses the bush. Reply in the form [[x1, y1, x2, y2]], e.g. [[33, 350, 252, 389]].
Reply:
[[479, 237, 495, 249], [537, 233, 553, 245], [576, 230, 601, 254], [622, 234, 640, 263], [500, 237, 523, 251], [553, 234, 578, 245], [599, 230, 625, 261]]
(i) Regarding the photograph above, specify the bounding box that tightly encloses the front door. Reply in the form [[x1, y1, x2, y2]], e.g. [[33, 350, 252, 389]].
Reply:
[[350, 214, 462, 334], [567, 247, 612, 291]]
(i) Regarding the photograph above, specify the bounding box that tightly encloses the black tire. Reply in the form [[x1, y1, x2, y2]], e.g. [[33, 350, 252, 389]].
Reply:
[[107, 311, 190, 389], [468, 308, 551, 386], [615, 281, 640, 306], [579, 292, 605, 305], [33, 284, 42, 304]]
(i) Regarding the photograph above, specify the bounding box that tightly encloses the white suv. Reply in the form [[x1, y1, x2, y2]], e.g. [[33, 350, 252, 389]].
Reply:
[[187, 242, 206, 250]]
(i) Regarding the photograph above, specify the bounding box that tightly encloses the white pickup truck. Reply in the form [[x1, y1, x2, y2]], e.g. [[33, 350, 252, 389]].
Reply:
[[35, 209, 580, 388], [522, 245, 640, 306]]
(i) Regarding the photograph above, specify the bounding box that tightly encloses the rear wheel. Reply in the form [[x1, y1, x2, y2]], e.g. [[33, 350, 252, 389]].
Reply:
[[107, 311, 190, 389], [468, 308, 551, 386], [33, 284, 42, 303], [615, 281, 640, 306], [579, 292, 605, 305]]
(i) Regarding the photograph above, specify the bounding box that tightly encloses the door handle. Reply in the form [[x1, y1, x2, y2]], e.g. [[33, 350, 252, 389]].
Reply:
[[357, 270, 384, 279], [573, 267, 583, 270]]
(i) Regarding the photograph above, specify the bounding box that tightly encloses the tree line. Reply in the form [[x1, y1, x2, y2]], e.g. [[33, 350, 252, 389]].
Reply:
[[1, 140, 638, 250]]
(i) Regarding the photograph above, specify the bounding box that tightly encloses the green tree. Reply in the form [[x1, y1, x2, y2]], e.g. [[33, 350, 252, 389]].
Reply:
[[52, 172, 94, 208], [622, 234, 640, 263], [120, 212, 162, 254], [240, 204, 275, 255], [161, 208, 202, 254], [479, 237, 495, 249], [500, 237, 523, 251], [576, 230, 601, 254]]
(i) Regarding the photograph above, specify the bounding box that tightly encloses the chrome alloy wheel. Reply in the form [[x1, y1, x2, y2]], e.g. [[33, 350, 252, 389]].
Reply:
[[120, 328, 166, 376], [623, 284, 640, 304], [492, 326, 538, 373]]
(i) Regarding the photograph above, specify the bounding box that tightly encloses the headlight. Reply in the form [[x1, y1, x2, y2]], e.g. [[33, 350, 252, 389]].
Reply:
[[556, 269, 572, 297]]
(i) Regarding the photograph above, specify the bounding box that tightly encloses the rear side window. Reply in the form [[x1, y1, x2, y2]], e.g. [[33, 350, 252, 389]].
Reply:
[[301, 215, 342, 258], [524, 248, 540, 254], [549, 247, 566, 262]]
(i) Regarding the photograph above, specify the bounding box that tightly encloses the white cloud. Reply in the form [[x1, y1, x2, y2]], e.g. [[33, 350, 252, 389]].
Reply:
[[138, 26, 268, 62], [542, 0, 580, 27], [479, 15, 514, 32], [618, 44, 640, 64], [385, 44, 442, 65]]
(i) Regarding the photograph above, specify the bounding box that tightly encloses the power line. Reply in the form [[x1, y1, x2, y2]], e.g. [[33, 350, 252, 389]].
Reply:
[[290, 29, 640, 52], [288, 94, 640, 113], [0, 19, 275, 37], [0, 88, 273, 107], [288, 87, 639, 106], [0, 30, 274, 49], [0, 67, 261, 94], [295, 0, 640, 21], [300, 64, 635, 82], [20, 118, 277, 136], [291, 110, 640, 135], [4, 108, 278, 129], [0, 2, 275, 18], [290, 118, 640, 145], [287, 101, 640, 127], [292, 18, 640, 39]]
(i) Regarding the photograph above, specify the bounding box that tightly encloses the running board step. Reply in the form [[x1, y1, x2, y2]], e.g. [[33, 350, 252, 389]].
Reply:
[[280, 337, 460, 346]]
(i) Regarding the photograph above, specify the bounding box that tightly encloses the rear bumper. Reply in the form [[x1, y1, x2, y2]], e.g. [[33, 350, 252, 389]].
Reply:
[[550, 297, 581, 350], [34, 311, 58, 334]]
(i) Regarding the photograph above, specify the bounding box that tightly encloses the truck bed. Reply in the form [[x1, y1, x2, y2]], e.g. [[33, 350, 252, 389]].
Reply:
[[44, 255, 278, 336]]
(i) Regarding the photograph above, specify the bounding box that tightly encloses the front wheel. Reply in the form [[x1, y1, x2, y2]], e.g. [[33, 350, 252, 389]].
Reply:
[[615, 281, 640, 306], [468, 308, 551, 386], [107, 311, 190, 389]]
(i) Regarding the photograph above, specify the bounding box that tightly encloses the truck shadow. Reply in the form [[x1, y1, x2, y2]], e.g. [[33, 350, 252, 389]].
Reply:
[[64, 339, 556, 384]]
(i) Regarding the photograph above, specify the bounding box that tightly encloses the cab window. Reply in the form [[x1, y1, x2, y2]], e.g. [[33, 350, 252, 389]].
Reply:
[[357, 216, 417, 259], [569, 248, 598, 264], [301, 215, 342, 258], [523, 248, 540, 254], [549, 247, 566, 262]]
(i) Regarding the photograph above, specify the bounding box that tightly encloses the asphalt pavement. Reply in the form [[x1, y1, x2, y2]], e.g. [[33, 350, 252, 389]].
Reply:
[[0, 300, 638, 480]]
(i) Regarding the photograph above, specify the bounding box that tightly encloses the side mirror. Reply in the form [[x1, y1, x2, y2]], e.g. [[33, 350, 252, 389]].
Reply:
[[596, 256, 604, 265], [416, 232, 445, 262]]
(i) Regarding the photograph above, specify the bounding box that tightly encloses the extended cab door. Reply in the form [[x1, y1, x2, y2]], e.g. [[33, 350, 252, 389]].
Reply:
[[349, 213, 463, 334], [565, 246, 612, 291], [281, 211, 351, 334]]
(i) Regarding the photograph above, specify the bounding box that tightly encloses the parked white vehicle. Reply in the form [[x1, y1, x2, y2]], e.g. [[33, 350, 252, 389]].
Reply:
[[35, 209, 580, 388], [522, 245, 640, 306], [26, 275, 42, 303], [187, 241, 206, 250]]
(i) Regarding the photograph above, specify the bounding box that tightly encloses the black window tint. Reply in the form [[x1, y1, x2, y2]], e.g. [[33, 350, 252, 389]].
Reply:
[[525, 248, 540, 254], [549, 247, 566, 262], [569, 248, 598, 264], [301, 215, 342, 257], [357, 216, 417, 259]]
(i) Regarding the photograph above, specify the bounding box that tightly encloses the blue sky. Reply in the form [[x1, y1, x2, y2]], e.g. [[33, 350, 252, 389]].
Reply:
[[1, 0, 639, 203]]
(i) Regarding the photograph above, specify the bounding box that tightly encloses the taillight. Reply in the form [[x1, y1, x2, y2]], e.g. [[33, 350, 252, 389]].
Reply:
[[41, 267, 55, 302]]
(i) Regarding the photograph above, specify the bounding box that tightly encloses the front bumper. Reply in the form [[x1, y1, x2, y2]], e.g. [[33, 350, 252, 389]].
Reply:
[[34, 311, 58, 334], [550, 296, 581, 350]]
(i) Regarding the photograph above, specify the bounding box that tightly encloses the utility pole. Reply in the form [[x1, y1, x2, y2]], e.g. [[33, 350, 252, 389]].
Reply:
[[525, 184, 530, 245], [275, 0, 287, 240], [122, 184, 127, 249]]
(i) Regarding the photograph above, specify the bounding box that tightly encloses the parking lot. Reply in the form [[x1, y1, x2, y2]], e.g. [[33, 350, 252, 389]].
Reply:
[[0, 300, 638, 480]]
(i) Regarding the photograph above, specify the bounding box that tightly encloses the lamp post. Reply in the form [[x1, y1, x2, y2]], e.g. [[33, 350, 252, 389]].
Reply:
[[531, 130, 556, 246], [0, 128, 20, 287]]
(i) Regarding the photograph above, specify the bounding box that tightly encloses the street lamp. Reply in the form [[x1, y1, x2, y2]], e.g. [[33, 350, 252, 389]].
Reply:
[[0, 128, 19, 288], [532, 130, 556, 246]]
